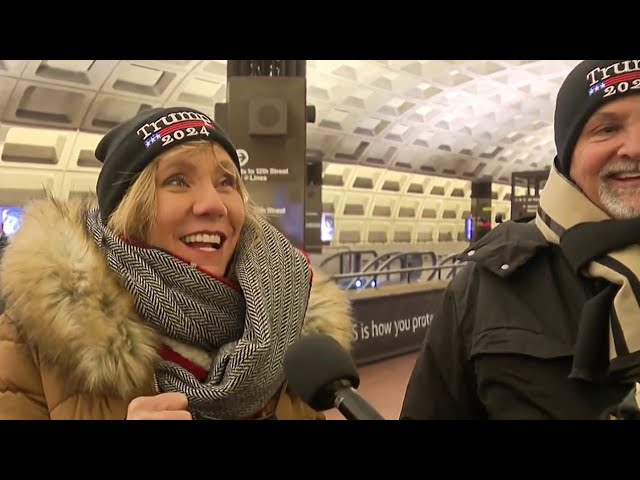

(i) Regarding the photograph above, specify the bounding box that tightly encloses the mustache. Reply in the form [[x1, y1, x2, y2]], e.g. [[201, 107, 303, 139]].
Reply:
[[600, 160, 640, 178]]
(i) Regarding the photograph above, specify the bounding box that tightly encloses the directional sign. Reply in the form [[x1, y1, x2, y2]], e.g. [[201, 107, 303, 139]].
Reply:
[[237, 149, 249, 167]]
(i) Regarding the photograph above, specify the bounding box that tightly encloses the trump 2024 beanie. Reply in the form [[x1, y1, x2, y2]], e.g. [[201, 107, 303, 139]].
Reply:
[[94, 106, 240, 223], [554, 60, 640, 176]]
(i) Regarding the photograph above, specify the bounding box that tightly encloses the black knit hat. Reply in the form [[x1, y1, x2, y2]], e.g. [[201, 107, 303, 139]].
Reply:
[[95, 106, 240, 223], [554, 60, 640, 176]]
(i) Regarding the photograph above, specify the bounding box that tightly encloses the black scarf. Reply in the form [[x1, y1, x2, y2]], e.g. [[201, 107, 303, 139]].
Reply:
[[536, 165, 640, 383]]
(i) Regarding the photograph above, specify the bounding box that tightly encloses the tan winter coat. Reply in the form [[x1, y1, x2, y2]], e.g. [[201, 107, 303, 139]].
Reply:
[[0, 199, 353, 420]]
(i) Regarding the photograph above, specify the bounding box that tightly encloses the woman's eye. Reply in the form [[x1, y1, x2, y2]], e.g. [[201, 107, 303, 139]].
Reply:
[[220, 175, 236, 188], [166, 175, 188, 187]]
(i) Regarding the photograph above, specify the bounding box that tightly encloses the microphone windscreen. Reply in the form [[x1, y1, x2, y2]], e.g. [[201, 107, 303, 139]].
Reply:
[[284, 334, 360, 410]]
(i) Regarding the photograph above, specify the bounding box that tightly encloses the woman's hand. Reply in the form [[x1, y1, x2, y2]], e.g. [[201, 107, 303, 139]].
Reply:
[[126, 392, 192, 420]]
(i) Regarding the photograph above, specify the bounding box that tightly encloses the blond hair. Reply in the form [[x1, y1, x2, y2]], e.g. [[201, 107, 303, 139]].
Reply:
[[107, 141, 264, 243]]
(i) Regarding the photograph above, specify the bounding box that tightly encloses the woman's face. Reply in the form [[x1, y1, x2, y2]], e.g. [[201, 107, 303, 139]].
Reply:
[[148, 143, 245, 277]]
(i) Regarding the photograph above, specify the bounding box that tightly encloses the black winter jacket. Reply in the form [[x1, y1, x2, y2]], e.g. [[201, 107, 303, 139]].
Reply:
[[401, 220, 632, 420]]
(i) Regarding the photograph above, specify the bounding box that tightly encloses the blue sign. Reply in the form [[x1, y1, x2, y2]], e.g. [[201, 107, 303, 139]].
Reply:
[[465, 216, 473, 241]]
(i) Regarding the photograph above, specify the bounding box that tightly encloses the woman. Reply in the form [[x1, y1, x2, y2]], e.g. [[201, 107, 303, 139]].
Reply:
[[0, 107, 354, 420]]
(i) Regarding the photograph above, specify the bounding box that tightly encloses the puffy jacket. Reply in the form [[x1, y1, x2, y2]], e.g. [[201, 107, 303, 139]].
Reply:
[[0, 198, 354, 420]]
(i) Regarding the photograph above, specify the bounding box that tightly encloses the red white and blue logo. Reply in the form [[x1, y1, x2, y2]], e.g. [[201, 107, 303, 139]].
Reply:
[[587, 61, 640, 98], [136, 111, 216, 148]]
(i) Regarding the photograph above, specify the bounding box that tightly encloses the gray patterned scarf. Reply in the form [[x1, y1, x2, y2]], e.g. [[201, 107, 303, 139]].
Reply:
[[85, 207, 312, 419], [536, 164, 640, 383]]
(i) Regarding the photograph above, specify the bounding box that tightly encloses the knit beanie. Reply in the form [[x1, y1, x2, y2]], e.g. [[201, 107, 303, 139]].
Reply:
[[554, 60, 640, 176], [95, 106, 240, 223]]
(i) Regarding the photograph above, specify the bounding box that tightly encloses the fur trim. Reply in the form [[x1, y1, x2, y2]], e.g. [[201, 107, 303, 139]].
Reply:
[[0, 197, 354, 396], [302, 267, 354, 351], [0, 197, 159, 398]]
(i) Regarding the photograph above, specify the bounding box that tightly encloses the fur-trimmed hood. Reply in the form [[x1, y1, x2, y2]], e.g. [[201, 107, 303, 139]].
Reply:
[[0, 198, 353, 398]]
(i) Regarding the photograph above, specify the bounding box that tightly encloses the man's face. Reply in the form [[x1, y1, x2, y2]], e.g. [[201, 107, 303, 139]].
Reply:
[[570, 95, 640, 219]]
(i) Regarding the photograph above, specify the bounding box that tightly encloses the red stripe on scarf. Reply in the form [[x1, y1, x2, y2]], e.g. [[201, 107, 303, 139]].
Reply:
[[159, 345, 209, 382], [158, 344, 278, 419]]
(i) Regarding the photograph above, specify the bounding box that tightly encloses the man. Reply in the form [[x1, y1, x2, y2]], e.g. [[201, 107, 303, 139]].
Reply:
[[401, 59, 640, 419]]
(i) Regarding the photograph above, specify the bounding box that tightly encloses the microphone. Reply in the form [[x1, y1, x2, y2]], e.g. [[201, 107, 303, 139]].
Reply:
[[283, 334, 385, 420]]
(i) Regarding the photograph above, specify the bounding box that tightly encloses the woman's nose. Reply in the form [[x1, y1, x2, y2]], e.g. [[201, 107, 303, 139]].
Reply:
[[192, 184, 227, 217]]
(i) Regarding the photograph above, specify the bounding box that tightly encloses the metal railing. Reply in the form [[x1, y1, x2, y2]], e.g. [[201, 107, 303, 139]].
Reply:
[[319, 249, 379, 276], [348, 251, 437, 290], [331, 261, 468, 290]]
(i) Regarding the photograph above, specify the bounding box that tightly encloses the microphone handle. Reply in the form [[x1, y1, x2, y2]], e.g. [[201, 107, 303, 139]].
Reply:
[[334, 386, 385, 420]]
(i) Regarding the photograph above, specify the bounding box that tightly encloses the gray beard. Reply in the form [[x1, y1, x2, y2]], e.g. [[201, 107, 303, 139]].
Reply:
[[597, 159, 640, 219], [599, 184, 640, 219]]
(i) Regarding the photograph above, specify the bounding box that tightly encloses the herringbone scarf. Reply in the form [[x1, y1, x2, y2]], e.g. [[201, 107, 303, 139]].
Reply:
[[536, 164, 640, 383], [85, 208, 312, 419]]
